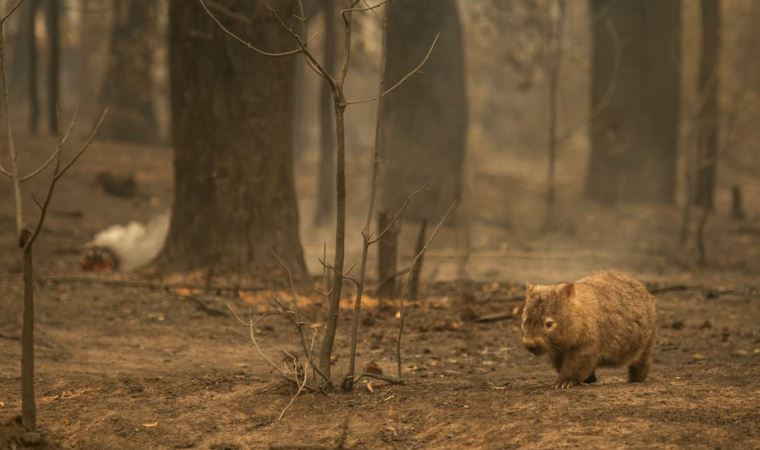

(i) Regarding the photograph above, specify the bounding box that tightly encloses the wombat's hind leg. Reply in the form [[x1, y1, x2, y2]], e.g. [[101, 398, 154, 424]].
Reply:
[[628, 337, 654, 382], [583, 371, 597, 384]]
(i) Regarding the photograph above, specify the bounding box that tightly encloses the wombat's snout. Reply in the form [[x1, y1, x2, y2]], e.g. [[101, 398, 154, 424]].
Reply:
[[522, 337, 545, 355]]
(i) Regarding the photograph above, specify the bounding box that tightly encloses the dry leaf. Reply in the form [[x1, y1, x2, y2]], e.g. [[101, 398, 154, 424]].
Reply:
[[142, 422, 158, 428], [366, 381, 375, 393]]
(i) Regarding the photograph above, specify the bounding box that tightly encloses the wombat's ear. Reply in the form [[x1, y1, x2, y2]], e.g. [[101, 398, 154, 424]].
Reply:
[[561, 283, 575, 299]]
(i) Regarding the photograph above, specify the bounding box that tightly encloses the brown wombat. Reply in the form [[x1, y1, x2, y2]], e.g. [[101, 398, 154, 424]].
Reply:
[[521, 271, 656, 389]]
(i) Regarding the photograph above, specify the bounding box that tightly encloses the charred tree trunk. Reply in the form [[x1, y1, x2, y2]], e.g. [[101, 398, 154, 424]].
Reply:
[[694, 0, 720, 209], [585, 0, 681, 204], [161, 0, 306, 274], [407, 219, 427, 301], [313, 0, 337, 227], [45, 0, 59, 135], [379, 0, 467, 222], [99, 0, 158, 143]]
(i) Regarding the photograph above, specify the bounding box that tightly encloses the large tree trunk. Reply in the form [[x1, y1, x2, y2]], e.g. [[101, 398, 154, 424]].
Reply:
[[98, 0, 158, 143], [694, 0, 720, 208], [585, 0, 681, 204], [161, 0, 306, 274], [313, 0, 337, 227], [379, 0, 467, 222]]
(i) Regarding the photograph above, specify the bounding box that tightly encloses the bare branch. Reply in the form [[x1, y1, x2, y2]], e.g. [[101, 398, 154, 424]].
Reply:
[[19, 107, 78, 182], [26, 109, 107, 248], [0, 21, 25, 238], [319, 258, 360, 287], [555, 19, 621, 144], [227, 305, 299, 381], [31, 195, 43, 212], [0, 0, 24, 24], [269, 247, 332, 386], [277, 329, 317, 420], [266, 4, 336, 87], [197, 0, 301, 57], [204, 0, 251, 24], [368, 186, 427, 245], [54, 109, 107, 182], [396, 201, 456, 379], [341, 0, 391, 15], [346, 33, 439, 106]]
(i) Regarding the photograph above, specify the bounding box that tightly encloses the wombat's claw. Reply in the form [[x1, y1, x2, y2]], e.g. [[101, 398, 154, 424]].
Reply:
[[553, 380, 577, 389]]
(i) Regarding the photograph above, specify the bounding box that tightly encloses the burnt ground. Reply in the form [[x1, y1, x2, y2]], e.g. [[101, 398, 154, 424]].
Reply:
[[1, 135, 760, 449]]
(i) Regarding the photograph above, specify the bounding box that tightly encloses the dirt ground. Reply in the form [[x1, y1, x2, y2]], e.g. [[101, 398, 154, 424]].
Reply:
[[2, 136, 760, 449]]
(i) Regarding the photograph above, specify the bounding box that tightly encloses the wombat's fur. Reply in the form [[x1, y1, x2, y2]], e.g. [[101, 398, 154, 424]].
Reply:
[[521, 271, 656, 389]]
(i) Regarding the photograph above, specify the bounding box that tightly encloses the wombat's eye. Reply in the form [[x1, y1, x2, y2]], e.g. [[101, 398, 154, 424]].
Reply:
[[544, 319, 555, 329]]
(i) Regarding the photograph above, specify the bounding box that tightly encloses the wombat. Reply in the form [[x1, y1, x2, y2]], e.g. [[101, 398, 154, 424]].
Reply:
[[521, 271, 656, 389]]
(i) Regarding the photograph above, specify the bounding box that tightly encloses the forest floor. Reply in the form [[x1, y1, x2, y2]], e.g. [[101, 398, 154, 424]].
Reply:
[[1, 136, 760, 449]]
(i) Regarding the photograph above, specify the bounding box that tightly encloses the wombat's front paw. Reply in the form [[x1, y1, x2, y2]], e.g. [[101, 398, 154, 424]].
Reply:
[[553, 379, 579, 389]]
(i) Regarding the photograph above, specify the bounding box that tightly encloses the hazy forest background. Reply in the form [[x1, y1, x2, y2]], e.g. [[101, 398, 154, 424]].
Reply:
[[1, 0, 759, 448]]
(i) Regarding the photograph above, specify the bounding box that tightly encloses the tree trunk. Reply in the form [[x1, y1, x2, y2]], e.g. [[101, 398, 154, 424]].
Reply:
[[45, 0, 58, 135], [313, 0, 337, 227], [161, 0, 306, 274], [291, 45, 308, 158], [379, 0, 467, 222], [407, 219, 427, 301], [694, 0, 720, 209], [27, 0, 39, 135], [546, 0, 565, 224], [585, 0, 681, 204], [98, 0, 158, 143], [21, 245, 36, 431], [9, 0, 31, 101]]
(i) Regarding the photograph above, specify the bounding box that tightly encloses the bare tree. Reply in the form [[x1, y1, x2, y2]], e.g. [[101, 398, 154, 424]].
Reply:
[[585, 0, 681, 204], [379, 0, 467, 222], [1, 0, 107, 432], [25, 0, 38, 134], [544, 0, 565, 226], [695, 0, 720, 210], [200, 0, 437, 386], [44, 0, 58, 134], [314, 0, 338, 227], [98, 0, 159, 143], [160, 0, 307, 274], [695, 0, 720, 266]]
